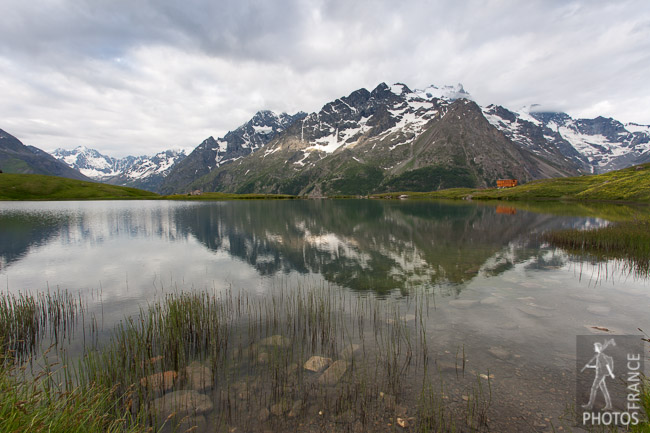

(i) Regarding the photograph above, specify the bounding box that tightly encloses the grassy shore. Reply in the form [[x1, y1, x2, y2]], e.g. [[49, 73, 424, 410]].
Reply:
[[0, 174, 300, 201], [372, 162, 650, 203], [0, 174, 158, 201]]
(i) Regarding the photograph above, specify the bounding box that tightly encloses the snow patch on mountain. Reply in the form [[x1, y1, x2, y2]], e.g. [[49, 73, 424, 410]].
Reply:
[[52, 146, 186, 189], [481, 103, 650, 173]]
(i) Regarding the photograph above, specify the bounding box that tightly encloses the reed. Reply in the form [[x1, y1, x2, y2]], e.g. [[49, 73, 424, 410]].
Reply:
[[0, 351, 147, 433], [542, 219, 650, 278], [0, 290, 81, 365]]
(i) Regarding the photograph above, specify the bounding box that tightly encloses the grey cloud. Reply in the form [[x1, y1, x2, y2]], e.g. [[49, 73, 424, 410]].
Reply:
[[1, 0, 649, 157]]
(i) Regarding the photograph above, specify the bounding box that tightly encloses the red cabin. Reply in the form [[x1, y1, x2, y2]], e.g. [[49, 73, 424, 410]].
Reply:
[[496, 179, 518, 188]]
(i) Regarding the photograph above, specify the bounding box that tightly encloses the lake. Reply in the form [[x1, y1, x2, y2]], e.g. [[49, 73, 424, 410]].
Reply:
[[1, 199, 648, 432]]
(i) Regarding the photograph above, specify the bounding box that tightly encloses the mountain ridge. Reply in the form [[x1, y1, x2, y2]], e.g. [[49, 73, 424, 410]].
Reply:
[[52, 146, 187, 192], [186, 82, 583, 195], [0, 129, 90, 181]]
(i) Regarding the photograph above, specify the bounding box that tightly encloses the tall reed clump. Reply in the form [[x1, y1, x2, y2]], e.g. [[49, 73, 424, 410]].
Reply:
[[542, 219, 650, 278], [0, 290, 81, 365], [0, 348, 147, 433]]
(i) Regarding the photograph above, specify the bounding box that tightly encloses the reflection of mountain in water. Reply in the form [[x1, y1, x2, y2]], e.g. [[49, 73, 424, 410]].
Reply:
[[0, 200, 609, 296], [0, 203, 191, 270], [0, 212, 69, 269], [175, 200, 596, 295]]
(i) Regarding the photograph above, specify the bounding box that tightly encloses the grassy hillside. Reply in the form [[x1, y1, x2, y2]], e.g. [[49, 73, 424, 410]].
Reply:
[[0, 173, 159, 200], [372, 162, 650, 202]]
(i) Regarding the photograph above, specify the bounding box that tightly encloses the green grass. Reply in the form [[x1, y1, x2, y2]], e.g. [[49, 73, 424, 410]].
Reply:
[[0, 174, 301, 201], [0, 174, 159, 201], [372, 163, 650, 203], [0, 355, 146, 433]]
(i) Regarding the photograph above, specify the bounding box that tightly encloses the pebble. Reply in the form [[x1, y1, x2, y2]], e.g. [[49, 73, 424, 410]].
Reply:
[[397, 417, 409, 428]]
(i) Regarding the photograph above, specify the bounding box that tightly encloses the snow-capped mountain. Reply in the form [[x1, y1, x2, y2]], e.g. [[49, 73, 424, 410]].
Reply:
[[159, 110, 306, 194], [189, 82, 578, 195], [482, 105, 650, 173], [52, 147, 186, 192], [52, 147, 129, 180]]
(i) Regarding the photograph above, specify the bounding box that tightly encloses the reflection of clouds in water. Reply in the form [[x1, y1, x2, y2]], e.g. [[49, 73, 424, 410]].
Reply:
[[1, 200, 645, 303], [5, 235, 260, 298]]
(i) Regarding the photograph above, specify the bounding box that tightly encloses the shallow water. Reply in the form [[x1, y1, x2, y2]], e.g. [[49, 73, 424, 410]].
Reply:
[[1, 199, 648, 431]]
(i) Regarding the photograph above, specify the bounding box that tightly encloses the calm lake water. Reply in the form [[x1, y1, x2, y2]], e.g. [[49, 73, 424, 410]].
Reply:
[[1, 199, 648, 431]]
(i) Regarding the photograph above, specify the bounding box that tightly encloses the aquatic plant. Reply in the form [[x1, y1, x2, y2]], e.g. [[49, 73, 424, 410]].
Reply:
[[542, 219, 650, 278], [0, 348, 147, 433]]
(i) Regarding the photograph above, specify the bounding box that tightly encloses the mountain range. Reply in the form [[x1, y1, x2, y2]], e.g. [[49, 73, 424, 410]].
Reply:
[[179, 83, 650, 196], [51, 147, 186, 192], [4, 81, 650, 195], [0, 129, 89, 181]]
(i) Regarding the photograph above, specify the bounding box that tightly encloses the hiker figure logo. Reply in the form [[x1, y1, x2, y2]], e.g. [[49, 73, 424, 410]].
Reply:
[[577, 335, 645, 427], [581, 338, 615, 410]]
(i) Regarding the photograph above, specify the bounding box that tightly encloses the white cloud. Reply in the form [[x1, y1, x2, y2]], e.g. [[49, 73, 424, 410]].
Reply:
[[1, 0, 649, 157]]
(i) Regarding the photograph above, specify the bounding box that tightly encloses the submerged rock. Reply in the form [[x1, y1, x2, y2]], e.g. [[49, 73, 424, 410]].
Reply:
[[257, 352, 270, 364], [288, 399, 303, 418], [184, 361, 213, 391], [176, 414, 207, 432], [151, 390, 213, 418], [480, 297, 500, 305], [516, 306, 553, 318], [587, 305, 611, 316], [304, 355, 332, 372], [259, 335, 291, 348], [449, 300, 479, 309], [379, 392, 396, 410], [140, 370, 177, 392], [488, 347, 512, 361], [270, 399, 291, 416], [341, 344, 360, 360], [318, 360, 349, 385], [435, 361, 459, 373]]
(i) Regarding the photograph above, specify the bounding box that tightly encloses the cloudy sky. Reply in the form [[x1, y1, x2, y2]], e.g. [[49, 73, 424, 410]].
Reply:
[[1, 0, 649, 157]]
